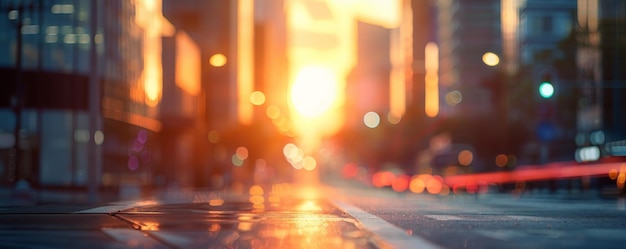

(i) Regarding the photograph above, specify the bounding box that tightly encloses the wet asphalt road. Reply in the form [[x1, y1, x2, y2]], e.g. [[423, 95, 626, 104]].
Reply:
[[334, 185, 626, 249], [0, 184, 383, 249], [1, 182, 626, 248]]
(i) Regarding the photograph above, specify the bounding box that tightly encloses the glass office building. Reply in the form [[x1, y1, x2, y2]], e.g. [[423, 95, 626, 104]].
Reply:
[[0, 0, 164, 188]]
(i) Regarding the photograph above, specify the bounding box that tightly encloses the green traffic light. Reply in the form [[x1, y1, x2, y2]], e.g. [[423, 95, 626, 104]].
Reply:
[[539, 81, 554, 98]]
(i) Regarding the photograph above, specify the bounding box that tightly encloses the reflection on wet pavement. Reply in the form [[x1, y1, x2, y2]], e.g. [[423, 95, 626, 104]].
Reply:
[[0, 184, 382, 248], [110, 185, 378, 248]]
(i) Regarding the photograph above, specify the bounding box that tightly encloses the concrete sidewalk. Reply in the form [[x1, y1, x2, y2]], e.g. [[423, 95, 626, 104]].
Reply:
[[0, 181, 387, 249]]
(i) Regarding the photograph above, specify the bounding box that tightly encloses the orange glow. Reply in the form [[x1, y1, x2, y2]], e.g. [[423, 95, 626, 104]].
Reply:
[[266, 105, 281, 120], [392, 175, 410, 192], [609, 168, 619, 180], [409, 177, 426, 194], [298, 201, 322, 212], [618, 165, 626, 190], [249, 184, 265, 210], [236, 146, 249, 160], [175, 31, 201, 95], [389, 67, 405, 121], [288, 65, 344, 154], [389, 2, 412, 121], [208, 223, 221, 232], [286, 0, 354, 156], [135, 0, 165, 107], [237, 0, 254, 125], [501, 0, 520, 73], [495, 154, 509, 167], [342, 163, 359, 179], [249, 91, 266, 106], [458, 150, 474, 166], [425, 42, 439, 117], [268, 195, 280, 203], [444, 166, 459, 176], [426, 176, 443, 194], [209, 198, 224, 206], [372, 171, 395, 188], [290, 66, 339, 118], [208, 130, 220, 143], [618, 173, 625, 190], [209, 53, 227, 67], [270, 183, 292, 199], [249, 185, 264, 196], [578, 0, 599, 31], [387, 112, 402, 124], [302, 156, 317, 171], [354, 0, 402, 28], [410, 174, 433, 194], [140, 222, 160, 231], [409, 174, 432, 194], [102, 107, 162, 132]]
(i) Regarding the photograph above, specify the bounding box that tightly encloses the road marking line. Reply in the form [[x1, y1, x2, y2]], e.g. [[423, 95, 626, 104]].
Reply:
[[425, 214, 556, 222], [424, 215, 465, 221], [333, 200, 444, 249], [504, 215, 556, 221]]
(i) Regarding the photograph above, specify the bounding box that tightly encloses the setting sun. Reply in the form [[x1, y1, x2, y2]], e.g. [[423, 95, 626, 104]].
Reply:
[[290, 66, 339, 118]]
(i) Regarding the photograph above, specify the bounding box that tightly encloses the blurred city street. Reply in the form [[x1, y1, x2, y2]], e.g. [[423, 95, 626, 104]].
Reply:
[[1, 0, 626, 248], [2, 176, 626, 249]]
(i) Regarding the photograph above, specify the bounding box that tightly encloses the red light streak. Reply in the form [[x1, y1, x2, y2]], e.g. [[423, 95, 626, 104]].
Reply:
[[443, 161, 623, 188]]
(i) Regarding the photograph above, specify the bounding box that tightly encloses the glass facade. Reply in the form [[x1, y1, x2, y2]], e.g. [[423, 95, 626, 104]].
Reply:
[[0, 0, 93, 72], [0, 0, 164, 187]]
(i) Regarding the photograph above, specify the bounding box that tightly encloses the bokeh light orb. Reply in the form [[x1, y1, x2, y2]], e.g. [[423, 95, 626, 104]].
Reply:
[[364, 112, 381, 128], [209, 53, 227, 67], [482, 52, 500, 67], [249, 91, 266, 106]]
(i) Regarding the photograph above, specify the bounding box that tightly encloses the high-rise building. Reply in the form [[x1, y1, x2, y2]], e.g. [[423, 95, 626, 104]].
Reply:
[[434, 0, 502, 118], [0, 0, 175, 190], [518, 0, 578, 162], [575, 0, 626, 162]]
